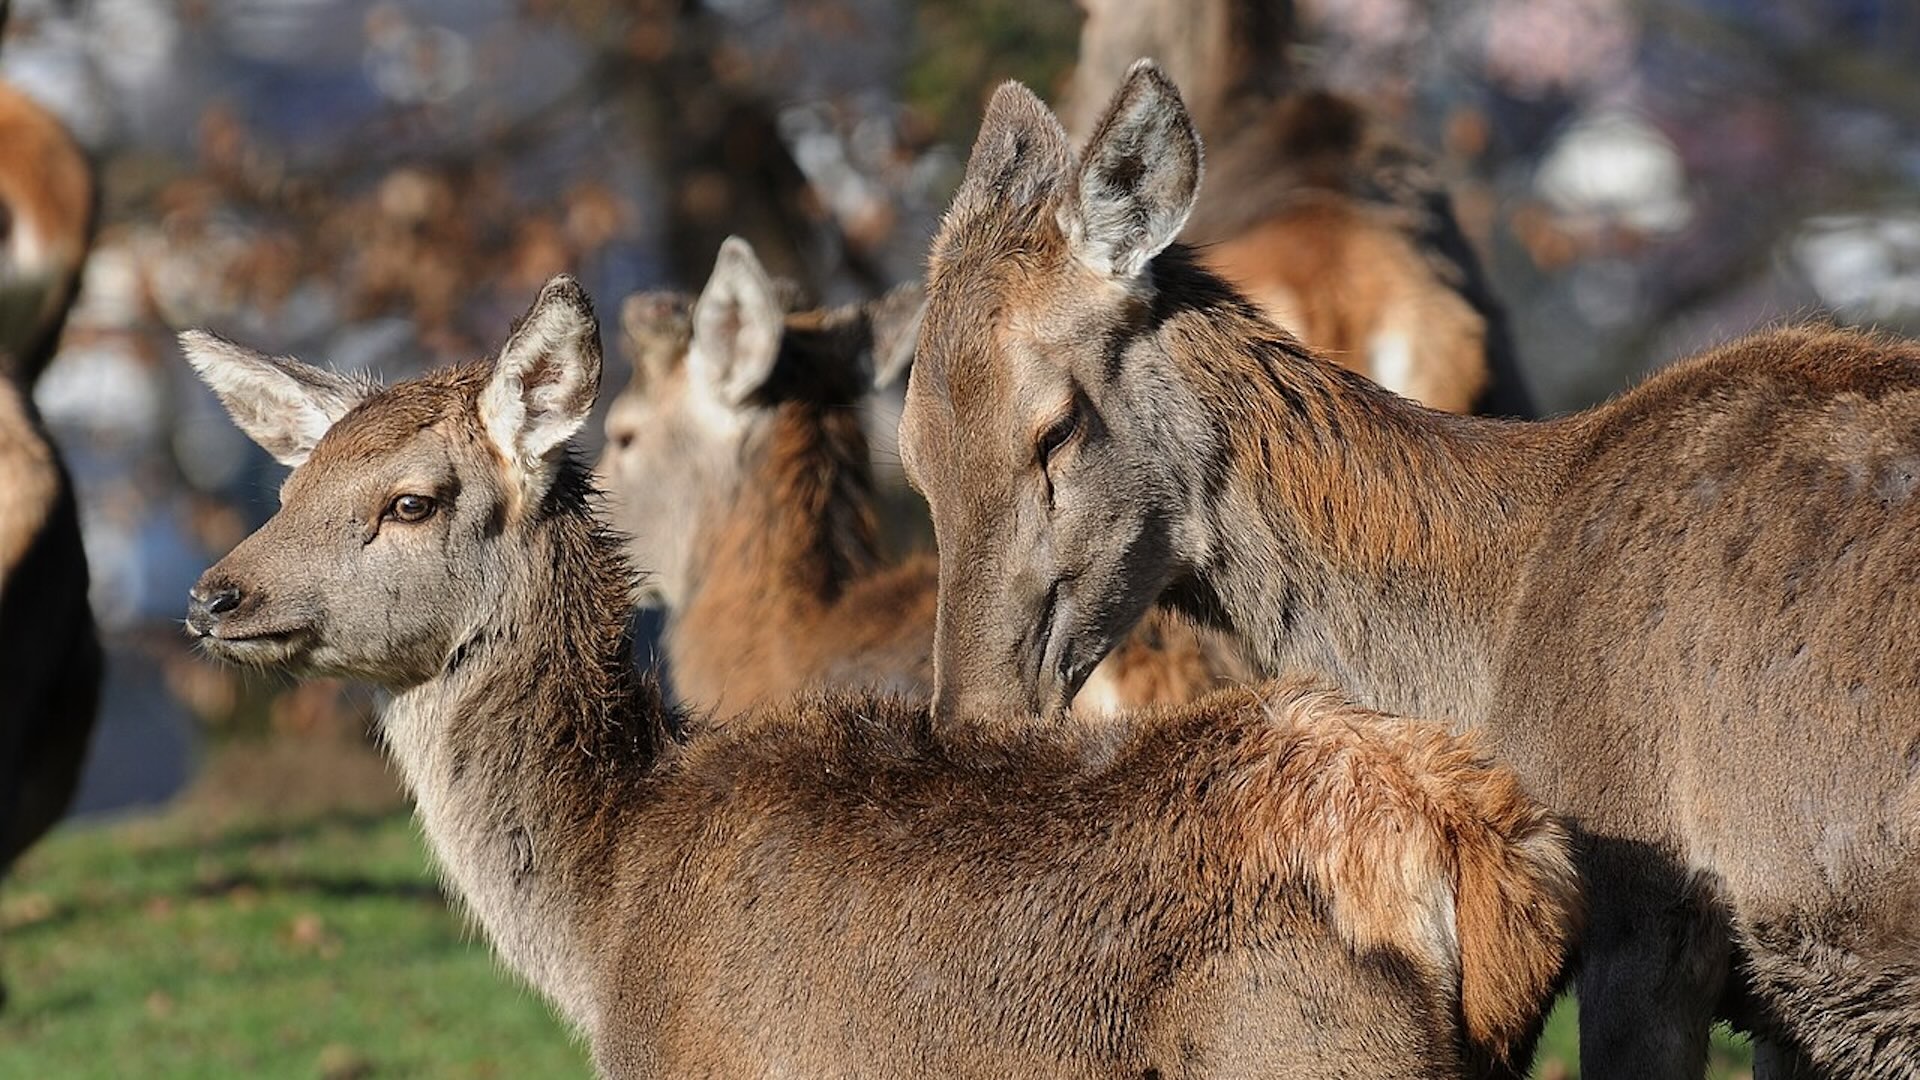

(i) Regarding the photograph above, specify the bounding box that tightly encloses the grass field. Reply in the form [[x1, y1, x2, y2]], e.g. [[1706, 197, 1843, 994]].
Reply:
[[0, 794, 1755, 1078]]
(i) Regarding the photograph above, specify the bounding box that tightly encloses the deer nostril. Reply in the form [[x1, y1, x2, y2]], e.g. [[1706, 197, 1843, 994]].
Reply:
[[207, 587, 243, 615]]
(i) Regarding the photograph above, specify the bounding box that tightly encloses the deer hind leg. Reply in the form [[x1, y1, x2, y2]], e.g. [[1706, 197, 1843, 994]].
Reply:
[[1737, 913, 1920, 1080], [1575, 844, 1731, 1079]]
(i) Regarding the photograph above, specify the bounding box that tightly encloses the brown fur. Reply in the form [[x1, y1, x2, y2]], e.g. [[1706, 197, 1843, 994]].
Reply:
[[1066, 5, 1529, 417], [185, 283, 1579, 1075], [0, 82, 94, 385], [597, 258, 1244, 719], [904, 68, 1920, 1078], [0, 79, 101, 1010]]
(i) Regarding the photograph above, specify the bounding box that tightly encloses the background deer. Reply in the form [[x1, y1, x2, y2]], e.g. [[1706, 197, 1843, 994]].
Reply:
[[597, 236, 1246, 718], [181, 276, 1579, 1079], [901, 62, 1920, 1078], [1063, 0, 1531, 418], [0, 75, 100, 1008]]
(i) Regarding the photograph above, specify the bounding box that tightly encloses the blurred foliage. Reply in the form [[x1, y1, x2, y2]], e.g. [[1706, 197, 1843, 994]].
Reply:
[[905, 0, 1079, 146]]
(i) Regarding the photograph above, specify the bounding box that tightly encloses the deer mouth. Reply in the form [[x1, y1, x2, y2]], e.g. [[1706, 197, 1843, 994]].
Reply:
[[191, 624, 314, 668], [1032, 580, 1084, 717]]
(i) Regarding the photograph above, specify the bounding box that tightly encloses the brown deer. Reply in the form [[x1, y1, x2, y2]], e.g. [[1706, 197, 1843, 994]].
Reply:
[[182, 276, 1579, 1078], [0, 75, 101, 1008], [900, 62, 1920, 1078], [596, 237, 1245, 718], [1063, 0, 1532, 417]]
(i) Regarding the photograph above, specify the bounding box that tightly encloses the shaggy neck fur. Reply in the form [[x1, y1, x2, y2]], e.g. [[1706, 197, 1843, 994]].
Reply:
[[669, 374, 884, 713], [1152, 249, 1570, 720], [380, 459, 674, 1036]]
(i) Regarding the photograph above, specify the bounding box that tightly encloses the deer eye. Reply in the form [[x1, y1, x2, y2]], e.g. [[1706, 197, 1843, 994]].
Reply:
[[1036, 407, 1080, 468], [386, 494, 437, 524]]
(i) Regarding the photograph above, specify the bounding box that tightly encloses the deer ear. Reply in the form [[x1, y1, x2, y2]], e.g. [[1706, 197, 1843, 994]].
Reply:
[[866, 281, 923, 389], [619, 290, 693, 390], [949, 81, 1072, 228], [1061, 60, 1202, 281], [481, 274, 603, 503], [690, 237, 784, 406], [180, 331, 372, 468]]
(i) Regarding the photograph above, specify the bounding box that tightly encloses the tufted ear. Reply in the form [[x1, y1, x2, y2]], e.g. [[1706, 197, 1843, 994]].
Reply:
[[480, 274, 603, 506], [1060, 60, 1202, 281], [180, 331, 373, 468], [947, 80, 1074, 229], [866, 281, 924, 389], [690, 237, 784, 406]]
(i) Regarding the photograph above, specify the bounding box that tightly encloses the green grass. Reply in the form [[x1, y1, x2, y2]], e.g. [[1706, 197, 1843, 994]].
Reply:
[[0, 807, 1756, 1078], [0, 811, 587, 1079]]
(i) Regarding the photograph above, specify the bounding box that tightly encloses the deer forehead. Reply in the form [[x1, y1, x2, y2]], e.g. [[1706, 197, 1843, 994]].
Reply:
[[282, 374, 492, 501]]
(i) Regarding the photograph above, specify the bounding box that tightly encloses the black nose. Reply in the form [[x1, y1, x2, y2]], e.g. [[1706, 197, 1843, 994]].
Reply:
[[186, 584, 244, 635]]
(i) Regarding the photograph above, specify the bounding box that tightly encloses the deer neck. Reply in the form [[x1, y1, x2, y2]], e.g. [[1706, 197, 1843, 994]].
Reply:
[[668, 400, 884, 712], [1157, 263, 1570, 722], [380, 465, 671, 1036], [1065, 0, 1291, 142]]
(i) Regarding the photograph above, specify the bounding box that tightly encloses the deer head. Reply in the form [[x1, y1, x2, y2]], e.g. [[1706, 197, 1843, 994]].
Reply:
[[899, 61, 1217, 724], [182, 276, 603, 689], [596, 237, 919, 609]]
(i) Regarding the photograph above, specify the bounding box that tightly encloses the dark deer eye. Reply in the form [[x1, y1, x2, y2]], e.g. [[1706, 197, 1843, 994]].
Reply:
[[386, 494, 437, 523], [1037, 407, 1080, 468]]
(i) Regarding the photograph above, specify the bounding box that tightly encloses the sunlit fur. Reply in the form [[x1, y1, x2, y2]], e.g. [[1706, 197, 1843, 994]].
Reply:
[[907, 64, 1920, 1078], [1063, 0, 1529, 417], [595, 241, 1247, 720], [188, 277, 1579, 1078]]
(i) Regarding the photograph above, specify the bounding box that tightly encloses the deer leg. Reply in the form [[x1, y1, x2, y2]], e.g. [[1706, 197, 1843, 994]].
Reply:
[[1574, 847, 1729, 1080]]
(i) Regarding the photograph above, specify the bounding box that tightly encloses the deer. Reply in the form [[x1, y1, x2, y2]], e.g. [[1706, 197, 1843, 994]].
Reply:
[[898, 61, 1920, 1079], [0, 75, 101, 1009], [181, 275, 1580, 1079], [596, 237, 1246, 719], [1062, 0, 1532, 418]]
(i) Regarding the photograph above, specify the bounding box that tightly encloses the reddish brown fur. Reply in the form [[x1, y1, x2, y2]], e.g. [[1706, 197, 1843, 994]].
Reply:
[[598, 277, 1245, 719], [905, 68, 1920, 1078], [186, 289, 1581, 1074], [0, 81, 94, 385], [1066, 4, 1529, 416]]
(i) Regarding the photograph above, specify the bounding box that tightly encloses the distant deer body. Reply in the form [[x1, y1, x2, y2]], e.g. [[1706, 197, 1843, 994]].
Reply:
[[597, 239, 1243, 718], [184, 278, 1579, 1078], [902, 65, 1920, 1078], [0, 80, 100, 973], [1065, 0, 1529, 417]]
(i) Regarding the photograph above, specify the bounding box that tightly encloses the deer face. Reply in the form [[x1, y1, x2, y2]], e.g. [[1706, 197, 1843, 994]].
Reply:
[[595, 237, 921, 608], [899, 62, 1210, 724], [594, 239, 789, 609], [184, 276, 602, 689]]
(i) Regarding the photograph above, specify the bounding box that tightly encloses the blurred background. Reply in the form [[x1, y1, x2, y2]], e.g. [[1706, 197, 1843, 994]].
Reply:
[[1, 0, 1916, 1075]]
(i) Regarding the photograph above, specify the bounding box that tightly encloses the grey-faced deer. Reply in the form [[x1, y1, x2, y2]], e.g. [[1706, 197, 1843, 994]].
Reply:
[[596, 237, 1245, 718], [0, 76, 100, 1008], [1063, 0, 1530, 418], [183, 276, 1579, 1079], [901, 62, 1920, 1079]]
